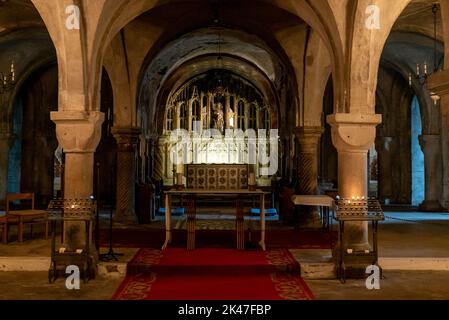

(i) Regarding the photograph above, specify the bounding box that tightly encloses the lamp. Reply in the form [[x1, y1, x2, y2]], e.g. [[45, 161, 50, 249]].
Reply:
[[0, 60, 16, 95], [409, 4, 441, 105], [211, 0, 225, 97]]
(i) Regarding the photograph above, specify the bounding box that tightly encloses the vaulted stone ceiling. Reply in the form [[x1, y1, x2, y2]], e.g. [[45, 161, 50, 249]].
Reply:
[[385, 0, 444, 69], [381, 0, 444, 98], [128, 0, 308, 133], [0, 0, 44, 36], [392, 0, 444, 42]]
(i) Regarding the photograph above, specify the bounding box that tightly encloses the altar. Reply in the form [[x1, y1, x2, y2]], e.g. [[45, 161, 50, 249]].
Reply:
[[162, 188, 266, 250]]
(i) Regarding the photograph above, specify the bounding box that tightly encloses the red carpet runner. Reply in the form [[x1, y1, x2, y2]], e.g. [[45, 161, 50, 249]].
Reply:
[[112, 248, 315, 300]]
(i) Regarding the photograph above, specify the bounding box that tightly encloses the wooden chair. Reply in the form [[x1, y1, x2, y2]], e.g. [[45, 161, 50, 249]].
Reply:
[[1, 207, 19, 244], [5, 193, 48, 243]]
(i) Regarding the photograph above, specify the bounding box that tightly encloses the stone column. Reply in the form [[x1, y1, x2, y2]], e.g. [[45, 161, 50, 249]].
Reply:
[[294, 126, 324, 227], [419, 135, 443, 211], [112, 127, 141, 224], [0, 133, 14, 208], [51, 111, 104, 249], [327, 113, 381, 250], [428, 70, 449, 208], [375, 136, 394, 204]]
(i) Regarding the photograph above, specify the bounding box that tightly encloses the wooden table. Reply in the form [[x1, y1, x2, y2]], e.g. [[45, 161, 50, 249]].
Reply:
[[163, 189, 266, 250], [291, 195, 335, 230]]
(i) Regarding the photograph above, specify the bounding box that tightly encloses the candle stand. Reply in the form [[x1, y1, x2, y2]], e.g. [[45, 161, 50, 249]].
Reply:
[[334, 198, 384, 283]]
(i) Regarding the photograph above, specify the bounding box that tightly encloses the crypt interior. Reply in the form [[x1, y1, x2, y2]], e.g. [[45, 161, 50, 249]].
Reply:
[[1, 0, 449, 300]]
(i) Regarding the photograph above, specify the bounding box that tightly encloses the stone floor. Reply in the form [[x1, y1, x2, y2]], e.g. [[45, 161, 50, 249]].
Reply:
[[0, 272, 123, 300], [1, 269, 449, 300], [0, 211, 448, 300], [306, 271, 449, 300]]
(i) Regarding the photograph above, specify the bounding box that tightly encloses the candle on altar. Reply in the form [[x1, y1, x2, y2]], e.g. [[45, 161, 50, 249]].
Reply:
[[176, 173, 183, 185], [249, 173, 256, 186]]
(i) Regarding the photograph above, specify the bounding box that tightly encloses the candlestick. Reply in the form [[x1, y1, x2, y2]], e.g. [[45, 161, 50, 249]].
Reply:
[[424, 63, 428, 75], [249, 173, 256, 186], [416, 64, 420, 76], [176, 173, 183, 186], [409, 74, 412, 86]]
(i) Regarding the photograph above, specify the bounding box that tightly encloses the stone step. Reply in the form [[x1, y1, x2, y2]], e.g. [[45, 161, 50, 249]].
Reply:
[[289, 249, 336, 279]]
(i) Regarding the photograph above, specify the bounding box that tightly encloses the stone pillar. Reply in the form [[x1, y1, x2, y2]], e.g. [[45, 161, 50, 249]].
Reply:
[[428, 70, 449, 208], [0, 133, 14, 208], [294, 126, 323, 227], [375, 136, 394, 204], [112, 127, 141, 224], [327, 113, 381, 250], [51, 111, 104, 249], [419, 135, 443, 211]]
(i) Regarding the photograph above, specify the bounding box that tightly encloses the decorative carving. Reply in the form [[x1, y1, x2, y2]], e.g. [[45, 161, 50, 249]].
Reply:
[[295, 127, 323, 195], [51, 111, 104, 153], [327, 113, 381, 153], [112, 127, 142, 224]]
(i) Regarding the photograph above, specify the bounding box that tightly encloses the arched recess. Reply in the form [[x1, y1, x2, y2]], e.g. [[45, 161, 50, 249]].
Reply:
[[150, 54, 281, 134], [8, 62, 59, 206], [0, 2, 57, 205]]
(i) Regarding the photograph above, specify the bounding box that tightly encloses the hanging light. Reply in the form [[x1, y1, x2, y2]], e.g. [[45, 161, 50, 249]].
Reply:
[[211, 0, 225, 97], [430, 3, 441, 105], [0, 60, 16, 95], [409, 4, 440, 105]]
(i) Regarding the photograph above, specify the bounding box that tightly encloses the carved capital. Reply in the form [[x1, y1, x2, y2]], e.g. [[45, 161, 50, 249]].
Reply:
[[294, 126, 323, 153], [51, 111, 104, 153], [327, 113, 381, 153], [112, 127, 141, 152]]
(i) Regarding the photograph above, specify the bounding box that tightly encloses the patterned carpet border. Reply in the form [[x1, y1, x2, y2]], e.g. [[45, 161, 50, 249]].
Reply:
[[112, 248, 315, 300]]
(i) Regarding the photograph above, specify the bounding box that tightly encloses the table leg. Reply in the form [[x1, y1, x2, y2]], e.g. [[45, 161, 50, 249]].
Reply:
[[162, 193, 172, 250], [18, 217, 23, 242], [259, 194, 266, 251]]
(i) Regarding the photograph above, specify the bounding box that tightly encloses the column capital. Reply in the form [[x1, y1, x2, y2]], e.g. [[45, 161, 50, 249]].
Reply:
[[427, 70, 449, 97], [294, 126, 323, 153], [51, 111, 104, 153], [327, 113, 382, 152], [112, 127, 141, 152], [294, 126, 324, 138]]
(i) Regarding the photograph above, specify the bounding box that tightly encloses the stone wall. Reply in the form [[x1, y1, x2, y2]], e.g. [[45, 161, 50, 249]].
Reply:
[[18, 65, 58, 207]]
